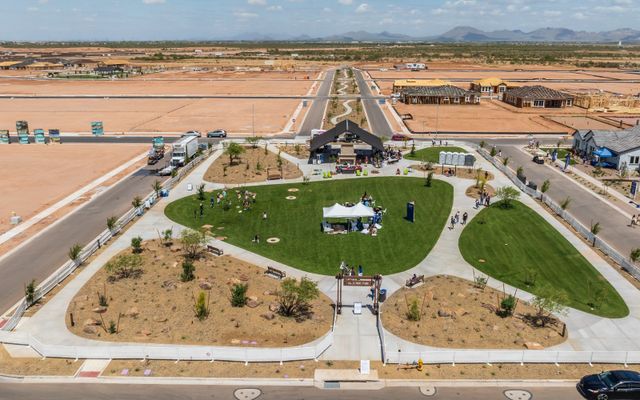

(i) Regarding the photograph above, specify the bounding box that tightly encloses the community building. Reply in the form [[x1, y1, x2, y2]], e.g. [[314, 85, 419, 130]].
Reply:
[[309, 120, 384, 164], [573, 125, 640, 170], [399, 85, 481, 105], [503, 85, 574, 108], [470, 77, 516, 99]]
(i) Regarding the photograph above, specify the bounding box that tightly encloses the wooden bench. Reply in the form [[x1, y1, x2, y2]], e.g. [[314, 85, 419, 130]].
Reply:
[[405, 275, 425, 288], [264, 266, 286, 280], [206, 245, 224, 256]]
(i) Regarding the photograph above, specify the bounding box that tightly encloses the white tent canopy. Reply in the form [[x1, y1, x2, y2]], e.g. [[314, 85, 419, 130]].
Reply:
[[322, 203, 374, 219]]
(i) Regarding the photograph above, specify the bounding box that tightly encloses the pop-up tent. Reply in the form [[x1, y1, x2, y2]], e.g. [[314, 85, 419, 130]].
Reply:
[[322, 203, 374, 219]]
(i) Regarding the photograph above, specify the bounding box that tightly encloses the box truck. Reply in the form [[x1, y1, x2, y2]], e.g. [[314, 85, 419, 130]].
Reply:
[[171, 135, 198, 166]]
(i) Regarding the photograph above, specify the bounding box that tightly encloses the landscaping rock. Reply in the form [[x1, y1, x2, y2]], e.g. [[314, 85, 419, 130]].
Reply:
[[437, 309, 452, 318], [83, 318, 101, 326], [524, 342, 544, 350], [231, 339, 241, 345], [125, 307, 140, 318], [170, 246, 181, 253], [239, 274, 249, 282], [268, 303, 279, 312], [83, 325, 98, 334], [92, 306, 107, 314], [263, 290, 274, 296], [141, 329, 152, 336], [246, 299, 260, 308], [261, 312, 276, 321], [198, 280, 213, 290], [161, 280, 176, 290], [153, 315, 168, 323], [248, 296, 258, 302]]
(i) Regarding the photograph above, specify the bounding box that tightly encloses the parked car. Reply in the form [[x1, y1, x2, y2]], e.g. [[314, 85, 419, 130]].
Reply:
[[391, 133, 409, 141], [532, 155, 545, 164], [207, 129, 227, 138], [183, 130, 201, 138], [577, 370, 640, 399], [157, 165, 175, 176]]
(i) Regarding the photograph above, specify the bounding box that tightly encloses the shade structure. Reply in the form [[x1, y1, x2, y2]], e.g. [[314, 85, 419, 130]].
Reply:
[[593, 147, 614, 158], [322, 203, 374, 219]]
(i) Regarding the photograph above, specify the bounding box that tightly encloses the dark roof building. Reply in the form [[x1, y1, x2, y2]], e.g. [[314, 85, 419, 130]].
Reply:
[[400, 85, 480, 105], [503, 85, 574, 108], [310, 120, 383, 153]]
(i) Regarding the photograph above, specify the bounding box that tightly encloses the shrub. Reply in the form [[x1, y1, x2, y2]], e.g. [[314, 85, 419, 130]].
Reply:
[[180, 260, 195, 282], [499, 295, 517, 317], [131, 236, 143, 253], [530, 285, 568, 327], [277, 278, 319, 320], [193, 291, 209, 321], [106, 216, 118, 232], [406, 299, 421, 321], [105, 254, 144, 281], [631, 248, 640, 263], [560, 197, 572, 211], [108, 320, 117, 334], [425, 171, 433, 187], [181, 228, 206, 259], [490, 147, 497, 157], [25, 279, 37, 306], [161, 228, 173, 246], [231, 283, 248, 307], [68, 243, 83, 264], [132, 196, 143, 209], [197, 184, 206, 201]]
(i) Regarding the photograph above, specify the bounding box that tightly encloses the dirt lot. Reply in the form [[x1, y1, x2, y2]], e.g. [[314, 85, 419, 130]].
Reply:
[[0, 345, 80, 376], [103, 358, 634, 380], [395, 101, 574, 134], [548, 116, 623, 130], [204, 146, 303, 184], [382, 275, 566, 349], [67, 240, 333, 347], [0, 98, 301, 134], [0, 144, 146, 235]]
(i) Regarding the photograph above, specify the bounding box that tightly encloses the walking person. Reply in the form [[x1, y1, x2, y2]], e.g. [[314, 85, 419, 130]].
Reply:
[[210, 196, 215, 208], [632, 215, 637, 228], [449, 215, 455, 230], [485, 195, 491, 207], [462, 212, 468, 225], [474, 198, 480, 209]]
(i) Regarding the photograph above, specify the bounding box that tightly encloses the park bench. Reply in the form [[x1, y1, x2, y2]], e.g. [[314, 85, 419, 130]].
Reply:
[[405, 274, 425, 288], [267, 172, 282, 180], [206, 245, 224, 256], [264, 266, 286, 280]]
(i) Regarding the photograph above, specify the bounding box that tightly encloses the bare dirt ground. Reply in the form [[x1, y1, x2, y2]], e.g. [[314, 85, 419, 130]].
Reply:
[[134, 70, 317, 81], [603, 116, 640, 126], [412, 164, 495, 181], [67, 240, 333, 347], [0, 144, 146, 235], [0, 98, 301, 134], [204, 146, 303, 184], [548, 116, 623, 130], [465, 184, 497, 199], [541, 82, 640, 96], [395, 101, 574, 134], [0, 345, 80, 376], [103, 358, 634, 380], [368, 69, 604, 82], [381, 275, 567, 349], [276, 144, 311, 160]]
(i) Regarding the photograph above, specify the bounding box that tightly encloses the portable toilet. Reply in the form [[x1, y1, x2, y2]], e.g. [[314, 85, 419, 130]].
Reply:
[[444, 152, 453, 165], [0, 130, 9, 144], [451, 152, 460, 166], [438, 151, 446, 165], [34, 129, 46, 144], [464, 154, 476, 167]]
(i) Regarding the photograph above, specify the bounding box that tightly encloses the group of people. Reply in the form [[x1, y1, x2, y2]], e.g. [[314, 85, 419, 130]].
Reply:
[[361, 191, 374, 207], [475, 191, 491, 208], [449, 211, 468, 229], [194, 188, 259, 220]]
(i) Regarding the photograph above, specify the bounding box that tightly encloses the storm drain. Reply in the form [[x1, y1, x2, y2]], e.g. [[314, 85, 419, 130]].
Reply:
[[234, 388, 261, 400], [504, 389, 532, 400]]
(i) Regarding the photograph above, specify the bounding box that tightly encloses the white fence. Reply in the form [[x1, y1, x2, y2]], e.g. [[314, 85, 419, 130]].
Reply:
[[478, 147, 640, 282], [1, 148, 214, 333]]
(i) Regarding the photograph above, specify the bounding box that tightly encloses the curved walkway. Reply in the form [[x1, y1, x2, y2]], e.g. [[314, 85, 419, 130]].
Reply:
[[7, 141, 640, 364], [330, 69, 355, 125]]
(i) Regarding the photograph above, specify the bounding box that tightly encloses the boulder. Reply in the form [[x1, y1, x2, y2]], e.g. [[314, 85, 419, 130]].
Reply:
[[246, 299, 260, 308], [437, 309, 452, 318], [524, 342, 544, 350], [92, 306, 107, 314], [261, 312, 276, 321], [198, 280, 213, 290], [83, 325, 98, 334], [268, 303, 279, 312], [83, 318, 101, 326], [125, 307, 140, 318], [153, 315, 168, 323]]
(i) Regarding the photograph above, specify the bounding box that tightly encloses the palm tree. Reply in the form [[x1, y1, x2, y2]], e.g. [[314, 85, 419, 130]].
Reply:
[[152, 180, 162, 197], [132, 196, 143, 209], [68, 243, 83, 265], [106, 216, 118, 233]]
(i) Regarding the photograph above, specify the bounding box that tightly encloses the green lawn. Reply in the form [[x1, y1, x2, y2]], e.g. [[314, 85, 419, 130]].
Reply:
[[540, 147, 575, 165], [404, 146, 467, 163], [459, 200, 628, 318], [165, 177, 453, 276]]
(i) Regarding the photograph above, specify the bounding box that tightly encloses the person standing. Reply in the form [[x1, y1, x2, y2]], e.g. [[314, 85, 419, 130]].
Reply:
[[262, 211, 268, 220], [462, 212, 468, 225], [199, 202, 204, 219], [449, 215, 455, 230], [632, 215, 637, 228], [454, 211, 460, 224]]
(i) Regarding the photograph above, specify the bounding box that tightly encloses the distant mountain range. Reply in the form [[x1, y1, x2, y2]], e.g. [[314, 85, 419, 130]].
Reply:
[[228, 27, 640, 43]]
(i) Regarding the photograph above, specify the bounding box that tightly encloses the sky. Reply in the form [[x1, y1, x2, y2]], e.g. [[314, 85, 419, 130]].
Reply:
[[0, 0, 639, 41]]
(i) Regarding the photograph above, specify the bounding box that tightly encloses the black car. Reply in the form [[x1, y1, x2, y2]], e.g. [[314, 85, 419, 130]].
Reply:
[[578, 370, 640, 399], [532, 155, 545, 164]]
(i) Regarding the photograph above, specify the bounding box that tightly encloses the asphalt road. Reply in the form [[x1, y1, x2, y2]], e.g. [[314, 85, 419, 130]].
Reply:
[[0, 152, 174, 313], [354, 70, 394, 138], [297, 69, 335, 136], [495, 143, 640, 257], [0, 383, 583, 400]]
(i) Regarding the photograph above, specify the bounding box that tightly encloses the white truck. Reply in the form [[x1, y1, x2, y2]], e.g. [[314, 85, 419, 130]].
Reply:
[[171, 135, 198, 166]]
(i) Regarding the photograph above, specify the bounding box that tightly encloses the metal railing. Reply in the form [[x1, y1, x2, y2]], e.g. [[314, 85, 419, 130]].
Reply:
[[1, 148, 214, 332], [478, 147, 640, 282]]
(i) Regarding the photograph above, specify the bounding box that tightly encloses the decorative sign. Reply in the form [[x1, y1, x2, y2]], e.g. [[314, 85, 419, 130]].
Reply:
[[34, 128, 46, 144], [0, 130, 9, 144], [152, 136, 164, 148], [91, 121, 104, 136], [406, 201, 415, 223], [343, 276, 374, 287]]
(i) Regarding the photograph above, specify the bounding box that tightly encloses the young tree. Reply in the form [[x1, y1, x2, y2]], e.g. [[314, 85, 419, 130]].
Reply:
[[495, 186, 520, 208], [631, 248, 640, 263], [245, 136, 263, 148], [516, 166, 524, 178], [68, 243, 83, 264], [276, 277, 320, 320], [130, 236, 143, 253], [560, 197, 572, 211], [180, 260, 195, 282], [590, 222, 601, 247], [106, 216, 118, 233], [530, 285, 568, 327], [540, 179, 551, 201], [230, 283, 248, 307], [105, 253, 144, 280], [225, 142, 245, 165], [479, 140, 486, 149], [24, 279, 37, 306], [193, 291, 209, 321], [161, 228, 173, 246], [425, 171, 434, 187], [197, 183, 206, 201], [152, 180, 162, 197], [502, 157, 510, 166], [406, 299, 421, 321], [180, 228, 206, 259], [132, 196, 143, 211]]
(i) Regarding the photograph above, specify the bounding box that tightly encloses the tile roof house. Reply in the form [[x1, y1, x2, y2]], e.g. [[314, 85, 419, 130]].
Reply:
[[399, 85, 481, 105], [503, 85, 574, 108], [470, 77, 517, 99], [573, 124, 640, 170]]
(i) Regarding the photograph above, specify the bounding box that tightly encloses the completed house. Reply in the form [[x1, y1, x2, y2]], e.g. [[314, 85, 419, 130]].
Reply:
[[573, 125, 640, 170], [503, 85, 574, 108]]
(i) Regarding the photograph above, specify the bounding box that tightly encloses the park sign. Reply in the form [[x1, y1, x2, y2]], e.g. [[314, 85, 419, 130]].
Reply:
[[34, 129, 46, 144], [91, 121, 104, 136], [152, 136, 164, 149], [0, 130, 9, 144], [49, 129, 60, 143]]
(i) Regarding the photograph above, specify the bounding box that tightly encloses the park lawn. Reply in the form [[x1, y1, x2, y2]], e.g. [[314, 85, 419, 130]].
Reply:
[[541, 147, 576, 165], [165, 177, 453, 276], [404, 146, 467, 163], [459, 200, 628, 318]]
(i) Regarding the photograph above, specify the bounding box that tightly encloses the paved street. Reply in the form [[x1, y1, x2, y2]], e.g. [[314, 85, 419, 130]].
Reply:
[[496, 144, 640, 258], [0, 383, 583, 400], [0, 153, 172, 313], [354, 69, 394, 138], [297, 69, 335, 136]]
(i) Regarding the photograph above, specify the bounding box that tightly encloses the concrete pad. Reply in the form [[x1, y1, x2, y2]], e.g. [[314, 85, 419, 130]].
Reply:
[[2, 343, 40, 358]]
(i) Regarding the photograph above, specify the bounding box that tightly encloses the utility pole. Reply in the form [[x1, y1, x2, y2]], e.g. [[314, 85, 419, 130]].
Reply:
[[252, 103, 255, 137]]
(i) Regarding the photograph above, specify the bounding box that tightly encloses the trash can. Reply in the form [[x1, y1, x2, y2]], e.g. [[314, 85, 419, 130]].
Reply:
[[378, 289, 387, 303]]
